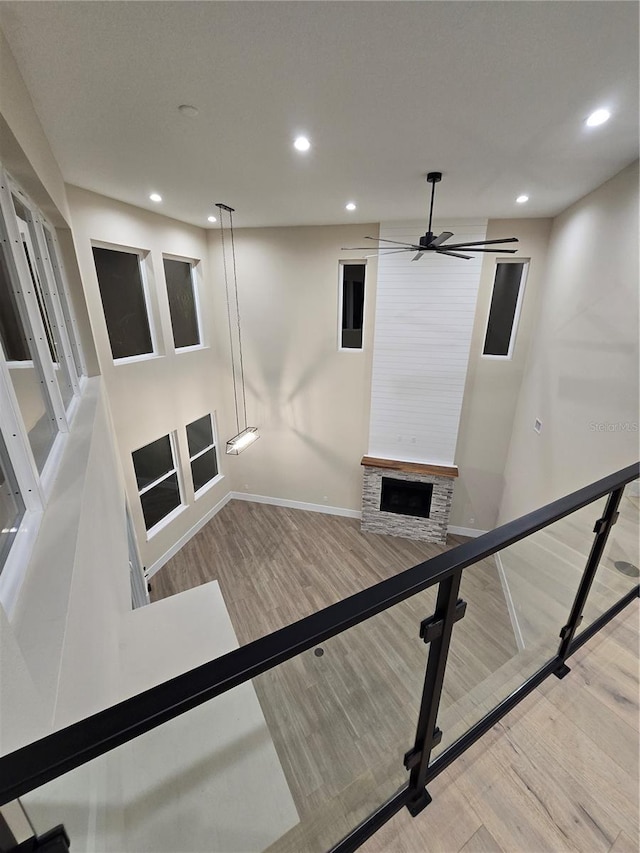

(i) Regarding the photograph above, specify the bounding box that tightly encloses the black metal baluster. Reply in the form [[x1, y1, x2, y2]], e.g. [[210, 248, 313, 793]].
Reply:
[[404, 569, 466, 816], [554, 486, 624, 678]]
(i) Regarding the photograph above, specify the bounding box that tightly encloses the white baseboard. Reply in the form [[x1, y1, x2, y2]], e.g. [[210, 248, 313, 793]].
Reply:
[[495, 551, 526, 651], [447, 525, 488, 538], [230, 491, 362, 519], [146, 492, 233, 579]]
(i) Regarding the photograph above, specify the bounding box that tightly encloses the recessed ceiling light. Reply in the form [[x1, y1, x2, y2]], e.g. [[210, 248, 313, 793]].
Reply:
[[586, 108, 611, 127], [345, 202, 357, 211], [178, 104, 199, 117], [516, 194, 529, 204], [149, 193, 162, 203], [294, 136, 311, 152], [207, 215, 217, 223]]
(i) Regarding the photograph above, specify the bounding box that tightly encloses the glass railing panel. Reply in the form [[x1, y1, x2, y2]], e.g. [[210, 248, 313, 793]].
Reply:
[[254, 588, 440, 853], [581, 482, 639, 631], [19, 587, 440, 853], [433, 497, 608, 758]]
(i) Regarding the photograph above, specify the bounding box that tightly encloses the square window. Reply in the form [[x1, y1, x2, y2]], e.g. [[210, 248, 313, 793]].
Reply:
[[93, 246, 153, 360], [164, 258, 201, 349]]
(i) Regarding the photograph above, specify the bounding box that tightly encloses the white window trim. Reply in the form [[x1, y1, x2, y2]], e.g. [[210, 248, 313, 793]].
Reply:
[[15, 210, 79, 408], [41, 224, 87, 377], [29, 212, 81, 396], [162, 254, 205, 353], [91, 240, 160, 364], [0, 173, 69, 433], [7, 175, 86, 380], [187, 413, 221, 499], [481, 259, 530, 361], [132, 431, 185, 538], [337, 260, 367, 353], [0, 168, 87, 615]]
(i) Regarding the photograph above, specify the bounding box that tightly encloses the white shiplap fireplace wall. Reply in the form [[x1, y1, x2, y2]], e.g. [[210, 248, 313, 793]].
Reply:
[[368, 219, 487, 466]]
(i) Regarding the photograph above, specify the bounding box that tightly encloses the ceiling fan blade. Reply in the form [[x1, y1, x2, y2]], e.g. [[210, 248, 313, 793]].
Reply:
[[436, 249, 472, 260], [440, 237, 519, 250], [429, 231, 454, 247], [412, 252, 424, 261], [452, 247, 519, 254], [364, 249, 415, 258], [364, 236, 419, 247]]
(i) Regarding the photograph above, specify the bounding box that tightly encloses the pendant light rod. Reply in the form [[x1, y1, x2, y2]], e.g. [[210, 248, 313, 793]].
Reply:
[[217, 203, 240, 434], [228, 207, 248, 432]]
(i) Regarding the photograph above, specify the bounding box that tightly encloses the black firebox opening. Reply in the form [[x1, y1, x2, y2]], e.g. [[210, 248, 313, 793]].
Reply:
[[380, 477, 433, 519]]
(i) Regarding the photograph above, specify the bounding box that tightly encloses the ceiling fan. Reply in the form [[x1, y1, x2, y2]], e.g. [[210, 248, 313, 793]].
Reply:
[[342, 172, 519, 261]]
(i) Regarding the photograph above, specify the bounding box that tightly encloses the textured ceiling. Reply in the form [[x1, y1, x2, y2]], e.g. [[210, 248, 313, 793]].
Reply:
[[0, 1, 638, 228]]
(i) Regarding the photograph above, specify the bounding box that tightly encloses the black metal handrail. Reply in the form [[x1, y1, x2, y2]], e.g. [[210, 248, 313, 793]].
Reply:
[[1, 462, 638, 808]]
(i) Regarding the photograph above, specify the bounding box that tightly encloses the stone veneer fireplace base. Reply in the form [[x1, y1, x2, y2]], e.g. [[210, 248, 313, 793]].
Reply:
[[361, 456, 458, 544]]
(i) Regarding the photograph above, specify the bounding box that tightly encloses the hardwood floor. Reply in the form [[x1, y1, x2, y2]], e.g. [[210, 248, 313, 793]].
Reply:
[[151, 501, 518, 852], [361, 603, 639, 853], [149, 500, 637, 853]]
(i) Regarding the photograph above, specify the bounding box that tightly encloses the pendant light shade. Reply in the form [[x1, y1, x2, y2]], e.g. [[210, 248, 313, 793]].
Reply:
[[226, 426, 259, 455], [216, 203, 259, 455]]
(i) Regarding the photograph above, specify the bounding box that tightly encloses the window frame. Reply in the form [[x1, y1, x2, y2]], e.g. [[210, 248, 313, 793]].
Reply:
[[13, 203, 80, 407], [0, 167, 86, 614], [91, 240, 160, 365], [186, 412, 222, 498], [337, 260, 367, 352], [481, 259, 530, 361], [132, 431, 185, 538], [162, 253, 205, 353]]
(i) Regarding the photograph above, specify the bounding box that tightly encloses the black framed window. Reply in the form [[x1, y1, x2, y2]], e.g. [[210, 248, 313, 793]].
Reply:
[[164, 258, 201, 349], [340, 263, 365, 349], [186, 414, 219, 494], [483, 262, 528, 358], [132, 434, 182, 531], [92, 246, 153, 360]]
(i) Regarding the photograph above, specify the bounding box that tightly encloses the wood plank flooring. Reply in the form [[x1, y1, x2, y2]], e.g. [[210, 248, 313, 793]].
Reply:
[[151, 502, 519, 851], [361, 603, 639, 853], [150, 500, 637, 852]]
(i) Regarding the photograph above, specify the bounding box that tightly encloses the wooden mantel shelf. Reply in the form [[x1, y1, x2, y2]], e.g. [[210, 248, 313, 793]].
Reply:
[[360, 456, 458, 479]]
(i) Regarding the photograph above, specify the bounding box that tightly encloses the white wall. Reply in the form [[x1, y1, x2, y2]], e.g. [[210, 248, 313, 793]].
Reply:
[[0, 30, 70, 225], [368, 220, 486, 466], [67, 186, 231, 570], [2, 380, 130, 745], [499, 161, 639, 523], [208, 223, 379, 512], [451, 218, 552, 531]]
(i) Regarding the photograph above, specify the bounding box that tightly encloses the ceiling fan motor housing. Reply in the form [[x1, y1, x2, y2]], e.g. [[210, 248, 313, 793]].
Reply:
[[419, 232, 435, 248]]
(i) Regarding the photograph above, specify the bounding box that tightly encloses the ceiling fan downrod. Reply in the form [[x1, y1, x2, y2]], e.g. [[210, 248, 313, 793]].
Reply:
[[422, 171, 442, 248]]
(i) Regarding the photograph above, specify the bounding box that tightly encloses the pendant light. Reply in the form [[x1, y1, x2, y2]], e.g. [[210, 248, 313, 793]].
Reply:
[[216, 202, 259, 454]]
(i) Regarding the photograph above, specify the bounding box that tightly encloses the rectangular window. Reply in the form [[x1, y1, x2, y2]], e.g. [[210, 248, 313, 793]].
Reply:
[[43, 226, 84, 376], [0, 237, 58, 471], [14, 204, 75, 408], [163, 257, 201, 349], [186, 414, 219, 494], [482, 261, 528, 358], [339, 262, 366, 350], [0, 431, 25, 573], [132, 434, 182, 532], [92, 246, 154, 360]]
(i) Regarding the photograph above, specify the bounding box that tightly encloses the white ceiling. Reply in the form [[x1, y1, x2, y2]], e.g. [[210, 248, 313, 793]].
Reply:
[[1, 1, 638, 229]]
